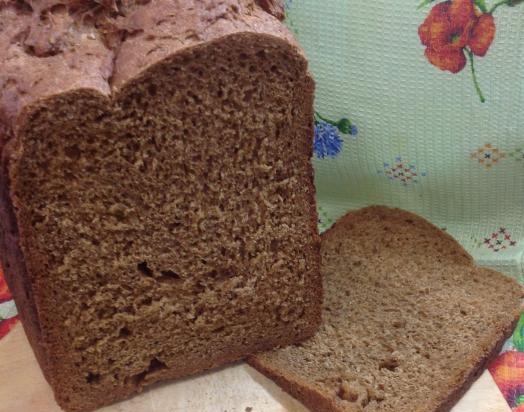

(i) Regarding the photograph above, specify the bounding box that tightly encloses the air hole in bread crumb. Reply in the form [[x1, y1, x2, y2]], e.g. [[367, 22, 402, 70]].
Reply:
[[94, 112, 109, 122], [31, 213, 46, 226], [119, 327, 131, 338], [337, 384, 359, 402], [137, 262, 153, 277], [270, 240, 279, 252], [243, 89, 254, 102], [41, 4, 67, 20], [188, 92, 202, 104], [128, 357, 167, 386], [167, 221, 182, 231], [147, 358, 167, 373], [147, 84, 157, 96], [160, 270, 182, 281], [193, 281, 206, 294], [129, 370, 147, 386], [140, 296, 153, 306], [392, 320, 405, 328], [379, 358, 399, 372], [14, 1, 33, 13], [64, 145, 81, 160], [86, 372, 100, 384], [208, 267, 235, 280], [23, 44, 61, 58]]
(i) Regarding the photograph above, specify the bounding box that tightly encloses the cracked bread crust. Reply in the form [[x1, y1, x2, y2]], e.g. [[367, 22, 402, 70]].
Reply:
[[0, 0, 294, 133]]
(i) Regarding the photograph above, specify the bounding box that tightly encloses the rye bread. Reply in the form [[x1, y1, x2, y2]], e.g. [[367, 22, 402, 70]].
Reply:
[[249, 206, 523, 412], [0, 1, 321, 411]]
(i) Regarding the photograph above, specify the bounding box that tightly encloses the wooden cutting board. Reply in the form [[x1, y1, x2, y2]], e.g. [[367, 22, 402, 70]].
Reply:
[[0, 324, 510, 412]]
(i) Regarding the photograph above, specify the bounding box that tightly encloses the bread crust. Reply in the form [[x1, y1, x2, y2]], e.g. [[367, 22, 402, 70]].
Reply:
[[249, 206, 523, 412], [249, 312, 520, 412], [0, 2, 321, 411], [0, 0, 298, 135], [0, 142, 51, 380], [432, 313, 520, 412]]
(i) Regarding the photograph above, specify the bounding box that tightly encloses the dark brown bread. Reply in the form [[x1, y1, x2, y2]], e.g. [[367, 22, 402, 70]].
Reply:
[[0, 1, 321, 411], [249, 206, 523, 412]]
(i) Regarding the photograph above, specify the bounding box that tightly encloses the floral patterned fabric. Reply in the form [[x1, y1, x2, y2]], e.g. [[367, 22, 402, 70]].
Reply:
[[490, 314, 524, 411], [0, 266, 18, 340], [285, 0, 523, 410]]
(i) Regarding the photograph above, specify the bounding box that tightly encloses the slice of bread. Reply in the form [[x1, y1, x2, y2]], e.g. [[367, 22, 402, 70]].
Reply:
[[249, 206, 523, 412], [0, 2, 320, 411]]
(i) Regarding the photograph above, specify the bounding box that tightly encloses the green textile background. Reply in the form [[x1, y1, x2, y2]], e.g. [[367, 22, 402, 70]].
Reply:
[[286, 0, 524, 281]]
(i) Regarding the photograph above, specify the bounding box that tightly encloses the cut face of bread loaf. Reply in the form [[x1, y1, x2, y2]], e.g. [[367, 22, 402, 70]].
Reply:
[[0, 2, 321, 411], [249, 206, 523, 412]]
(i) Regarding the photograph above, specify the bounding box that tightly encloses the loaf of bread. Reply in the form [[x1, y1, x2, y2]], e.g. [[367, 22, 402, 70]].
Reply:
[[0, 1, 321, 411], [250, 206, 523, 412]]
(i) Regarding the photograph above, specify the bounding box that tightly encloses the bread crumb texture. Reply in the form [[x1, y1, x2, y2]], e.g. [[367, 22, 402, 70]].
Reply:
[[250, 206, 523, 412], [0, 1, 320, 411]]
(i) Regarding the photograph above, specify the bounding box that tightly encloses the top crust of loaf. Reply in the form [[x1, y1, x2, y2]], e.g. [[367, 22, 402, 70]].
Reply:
[[0, 0, 295, 143]]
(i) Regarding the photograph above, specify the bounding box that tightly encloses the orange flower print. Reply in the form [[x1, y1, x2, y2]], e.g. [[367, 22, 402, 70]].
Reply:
[[469, 13, 496, 56], [419, 0, 478, 73], [418, 0, 519, 102]]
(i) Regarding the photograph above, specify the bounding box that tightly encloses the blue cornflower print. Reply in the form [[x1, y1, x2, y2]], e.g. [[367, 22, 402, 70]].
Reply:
[[313, 112, 359, 159], [314, 121, 343, 158], [284, 0, 293, 10]]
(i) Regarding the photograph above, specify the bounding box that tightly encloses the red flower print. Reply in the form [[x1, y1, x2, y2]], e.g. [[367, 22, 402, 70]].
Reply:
[[424, 46, 467, 73], [469, 13, 496, 56], [418, 0, 473, 73], [0, 315, 19, 340], [417, 0, 509, 102], [0, 264, 12, 304], [419, 0, 495, 73]]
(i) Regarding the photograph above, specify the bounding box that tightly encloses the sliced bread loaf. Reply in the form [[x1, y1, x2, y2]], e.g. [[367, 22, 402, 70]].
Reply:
[[249, 206, 523, 412], [0, 1, 321, 411]]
